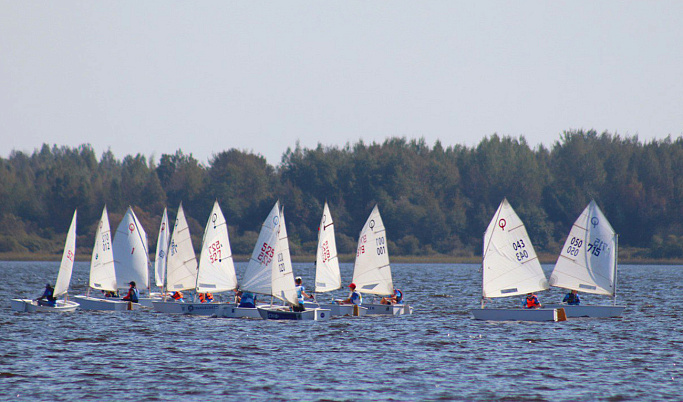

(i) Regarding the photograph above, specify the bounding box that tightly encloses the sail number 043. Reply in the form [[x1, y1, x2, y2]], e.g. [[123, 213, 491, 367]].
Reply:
[[511, 239, 528, 261]]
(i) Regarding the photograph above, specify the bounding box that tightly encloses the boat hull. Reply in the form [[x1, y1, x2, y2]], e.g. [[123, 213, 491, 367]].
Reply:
[[304, 302, 367, 317], [217, 304, 263, 319], [74, 295, 138, 311], [471, 307, 567, 322], [363, 303, 413, 316], [257, 306, 331, 321], [11, 299, 79, 313], [137, 296, 162, 308], [544, 304, 625, 318], [151, 301, 226, 315]]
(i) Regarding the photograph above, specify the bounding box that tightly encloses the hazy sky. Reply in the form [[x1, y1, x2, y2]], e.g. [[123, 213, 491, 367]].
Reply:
[[1, 1, 682, 165]]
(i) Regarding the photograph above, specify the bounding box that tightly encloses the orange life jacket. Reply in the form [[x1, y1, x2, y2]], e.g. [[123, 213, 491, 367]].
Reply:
[[198, 293, 205, 303], [206, 293, 214, 302], [172, 291, 183, 300], [526, 295, 539, 308]]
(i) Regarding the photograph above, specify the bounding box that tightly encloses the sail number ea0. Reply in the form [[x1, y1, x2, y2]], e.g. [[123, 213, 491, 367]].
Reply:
[[511, 239, 528, 261]]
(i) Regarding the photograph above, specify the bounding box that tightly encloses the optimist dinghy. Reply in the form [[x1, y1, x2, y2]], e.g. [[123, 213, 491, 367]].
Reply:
[[349, 206, 412, 316], [470, 199, 566, 322], [152, 203, 203, 314], [12, 210, 80, 313], [304, 202, 366, 317], [545, 200, 626, 318], [155, 201, 238, 316], [75, 206, 134, 311]]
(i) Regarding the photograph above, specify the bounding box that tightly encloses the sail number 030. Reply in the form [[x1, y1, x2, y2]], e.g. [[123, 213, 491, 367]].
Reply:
[[565, 237, 583, 256]]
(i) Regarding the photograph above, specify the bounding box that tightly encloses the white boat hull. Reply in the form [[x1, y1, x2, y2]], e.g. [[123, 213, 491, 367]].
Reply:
[[363, 303, 413, 316], [152, 300, 226, 315], [11, 298, 79, 313], [305, 302, 367, 317], [257, 306, 331, 321], [137, 296, 163, 308], [471, 307, 567, 322], [74, 295, 138, 311], [217, 304, 263, 319], [544, 304, 625, 318]]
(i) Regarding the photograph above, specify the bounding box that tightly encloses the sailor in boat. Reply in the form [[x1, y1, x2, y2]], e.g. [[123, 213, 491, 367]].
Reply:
[[523, 293, 541, 309], [198, 293, 206, 303], [205, 292, 214, 303], [562, 290, 580, 305], [121, 281, 139, 303], [380, 288, 403, 305], [171, 291, 184, 302], [338, 283, 362, 306], [294, 277, 315, 312], [36, 284, 57, 307], [236, 290, 256, 308]]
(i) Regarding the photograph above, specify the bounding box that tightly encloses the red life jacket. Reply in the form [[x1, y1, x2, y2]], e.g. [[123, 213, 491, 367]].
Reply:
[[172, 291, 183, 300], [526, 295, 539, 308], [198, 293, 206, 303]]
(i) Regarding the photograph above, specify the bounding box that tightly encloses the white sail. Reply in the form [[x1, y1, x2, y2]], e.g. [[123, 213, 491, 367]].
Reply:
[[54, 210, 77, 297], [89, 206, 117, 291], [154, 208, 170, 287], [481, 198, 548, 298], [314, 202, 341, 293], [196, 200, 238, 293], [113, 207, 150, 289], [271, 208, 298, 305], [549, 200, 617, 296], [352, 205, 393, 296], [166, 203, 198, 291], [241, 202, 280, 296]]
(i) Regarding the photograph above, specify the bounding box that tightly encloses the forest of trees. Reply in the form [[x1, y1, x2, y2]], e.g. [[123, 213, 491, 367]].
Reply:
[[1, 130, 682, 260]]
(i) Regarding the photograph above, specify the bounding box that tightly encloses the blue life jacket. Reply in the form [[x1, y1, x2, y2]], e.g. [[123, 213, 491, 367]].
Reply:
[[350, 290, 362, 305], [563, 292, 580, 305], [296, 285, 305, 304], [395, 289, 403, 303]]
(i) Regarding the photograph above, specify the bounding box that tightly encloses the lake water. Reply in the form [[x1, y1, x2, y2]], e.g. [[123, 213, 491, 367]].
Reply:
[[1, 261, 682, 401]]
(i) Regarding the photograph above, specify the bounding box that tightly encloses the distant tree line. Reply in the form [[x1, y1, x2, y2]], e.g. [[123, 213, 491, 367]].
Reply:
[[1, 130, 682, 259]]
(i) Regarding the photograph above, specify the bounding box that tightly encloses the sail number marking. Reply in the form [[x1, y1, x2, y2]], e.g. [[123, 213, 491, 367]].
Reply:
[[376, 236, 387, 256], [277, 252, 285, 272], [565, 237, 583, 256], [258, 242, 275, 266], [512, 239, 528, 261], [208, 240, 222, 263], [101, 233, 111, 251], [587, 238, 608, 257], [357, 234, 367, 257], [321, 240, 330, 263]]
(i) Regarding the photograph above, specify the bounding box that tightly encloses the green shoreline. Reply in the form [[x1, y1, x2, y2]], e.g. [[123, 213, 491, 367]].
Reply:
[[2, 251, 682, 265]]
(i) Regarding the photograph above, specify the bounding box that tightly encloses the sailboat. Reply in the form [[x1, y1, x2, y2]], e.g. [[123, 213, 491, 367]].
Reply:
[[304, 202, 366, 316], [256, 204, 330, 321], [217, 203, 280, 319], [75, 206, 132, 310], [152, 203, 200, 314], [351, 205, 412, 316], [111, 206, 151, 306], [545, 200, 626, 318], [470, 199, 566, 321], [12, 210, 80, 312], [151, 207, 170, 298]]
